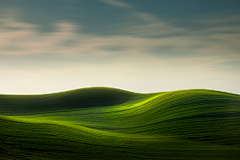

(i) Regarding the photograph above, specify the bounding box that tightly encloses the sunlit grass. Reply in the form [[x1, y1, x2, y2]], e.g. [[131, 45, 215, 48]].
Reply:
[[1, 87, 240, 159]]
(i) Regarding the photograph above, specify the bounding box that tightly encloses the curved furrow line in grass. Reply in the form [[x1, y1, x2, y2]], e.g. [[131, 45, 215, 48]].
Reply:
[[82, 90, 240, 145], [39, 89, 240, 145], [108, 90, 240, 121], [1, 89, 240, 140], [0, 115, 178, 160], [14, 89, 239, 134], [0, 116, 164, 159], [0, 87, 159, 116], [1, 115, 160, 141], [1, 88, 240, 159]]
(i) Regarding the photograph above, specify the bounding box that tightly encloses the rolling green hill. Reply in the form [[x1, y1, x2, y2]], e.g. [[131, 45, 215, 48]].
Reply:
[[0, 87, 240, 159]]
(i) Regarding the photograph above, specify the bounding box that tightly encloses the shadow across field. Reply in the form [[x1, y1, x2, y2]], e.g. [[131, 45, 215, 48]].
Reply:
[[0, 87, 240, 159]]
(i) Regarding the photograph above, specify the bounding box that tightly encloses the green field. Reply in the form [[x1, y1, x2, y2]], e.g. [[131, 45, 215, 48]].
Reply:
[[0, 87, 240, 159]]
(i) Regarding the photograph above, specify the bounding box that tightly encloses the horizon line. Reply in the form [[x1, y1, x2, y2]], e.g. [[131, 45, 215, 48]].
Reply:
[[1, 86, 240, 95]]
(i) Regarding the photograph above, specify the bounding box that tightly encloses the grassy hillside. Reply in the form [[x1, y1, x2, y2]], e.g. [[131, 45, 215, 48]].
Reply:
[[0, 87, 158, 115], [0, 87, 240, 159]]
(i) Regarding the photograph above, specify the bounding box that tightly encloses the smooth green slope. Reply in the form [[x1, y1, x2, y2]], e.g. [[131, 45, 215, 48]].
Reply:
[[0, 87, 158, 116], [1, 88, 240, 159], [10, 89, 240, 145], [1, 115, 240, 160], [104, 89, 240, 145]]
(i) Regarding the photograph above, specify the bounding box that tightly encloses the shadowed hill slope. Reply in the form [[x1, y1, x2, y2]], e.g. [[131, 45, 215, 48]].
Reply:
[[0, 87, 158, 115], [1, 88, 240, 159]]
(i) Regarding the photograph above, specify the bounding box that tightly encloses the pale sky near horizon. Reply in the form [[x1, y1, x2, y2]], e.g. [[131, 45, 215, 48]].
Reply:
[[0, 0, 240, 94]]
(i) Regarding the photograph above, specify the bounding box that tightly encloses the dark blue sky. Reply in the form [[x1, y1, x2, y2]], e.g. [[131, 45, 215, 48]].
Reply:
[[2, 0, 240, 34], [0, 0, 240, 94]]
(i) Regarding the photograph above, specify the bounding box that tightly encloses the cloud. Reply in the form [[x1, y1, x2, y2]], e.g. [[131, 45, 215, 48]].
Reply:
[[98, 0, 130, 8], [134, 12, 159, 22], [1, 12, 240, 71], [116, 12, 187, 37], [198, 15, 240, 24], [0, 15, 182, 56], [1, 9, 240, 94]]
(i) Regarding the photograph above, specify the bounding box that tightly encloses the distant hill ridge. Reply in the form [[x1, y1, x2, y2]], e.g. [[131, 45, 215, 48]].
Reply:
[[0, 87, 142, 115], [1, 87, 240, 159], [0, 87, 239, 115]]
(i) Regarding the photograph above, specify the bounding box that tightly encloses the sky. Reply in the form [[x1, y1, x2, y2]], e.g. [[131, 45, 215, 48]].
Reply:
[[0, 0, 240, 94]]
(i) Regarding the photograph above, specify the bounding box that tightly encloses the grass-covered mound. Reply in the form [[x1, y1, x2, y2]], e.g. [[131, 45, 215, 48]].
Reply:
[[0, 88, 240, 159], [0, 87, 157, 115]]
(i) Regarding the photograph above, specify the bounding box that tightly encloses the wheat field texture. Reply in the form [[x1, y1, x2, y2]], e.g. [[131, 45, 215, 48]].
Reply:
[[0, 87, 240, 160]]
